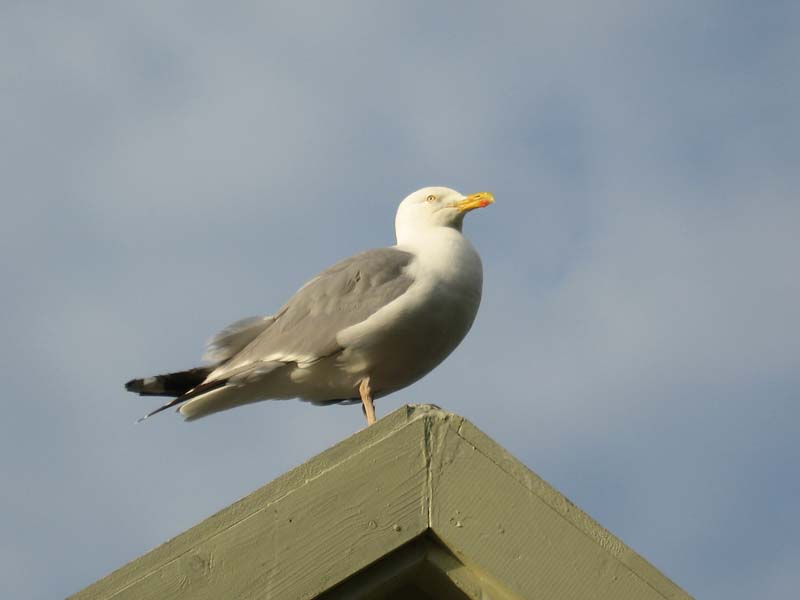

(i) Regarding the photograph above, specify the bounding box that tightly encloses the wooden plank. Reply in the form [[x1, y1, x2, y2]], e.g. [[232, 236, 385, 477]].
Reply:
[[316, 536, 429, 600], [72, 407, 430, 600], [429, 417, 693, 600], [422, 536, 520, 600], [318, 533, 517, 600]]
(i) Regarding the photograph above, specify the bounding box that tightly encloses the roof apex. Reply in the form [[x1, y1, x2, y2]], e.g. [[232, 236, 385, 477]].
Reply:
[[72, 404, 692, 599]]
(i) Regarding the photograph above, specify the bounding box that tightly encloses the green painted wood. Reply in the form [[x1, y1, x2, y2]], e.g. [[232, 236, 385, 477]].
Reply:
[[317, 533, 518, 600], [317, 535, 470, 600], [71, 408, 429, 600], [72, 405, 693, 600], [427, 412, 692, 600], [434, 415, 690, 599]]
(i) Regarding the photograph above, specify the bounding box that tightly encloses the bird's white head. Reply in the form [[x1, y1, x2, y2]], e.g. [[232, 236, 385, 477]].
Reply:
[[394, 186, 494, 244]]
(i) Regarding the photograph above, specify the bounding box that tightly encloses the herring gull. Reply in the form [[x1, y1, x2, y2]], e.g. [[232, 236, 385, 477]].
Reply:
[[126, 186, 494, 425]]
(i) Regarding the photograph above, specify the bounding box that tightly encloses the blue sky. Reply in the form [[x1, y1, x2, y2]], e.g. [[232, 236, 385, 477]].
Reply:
[[2, 2, 798, 598]]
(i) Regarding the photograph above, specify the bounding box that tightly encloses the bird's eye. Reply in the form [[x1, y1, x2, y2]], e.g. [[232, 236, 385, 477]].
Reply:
[[426, 194, 437, 202]]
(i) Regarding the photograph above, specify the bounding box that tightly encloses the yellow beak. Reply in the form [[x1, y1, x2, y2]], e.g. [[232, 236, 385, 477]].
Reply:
[[452, 191, 495, 213]]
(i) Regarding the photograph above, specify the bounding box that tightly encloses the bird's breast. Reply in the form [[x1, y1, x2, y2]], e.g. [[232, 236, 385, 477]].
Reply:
[[337, 231, 483, 394]]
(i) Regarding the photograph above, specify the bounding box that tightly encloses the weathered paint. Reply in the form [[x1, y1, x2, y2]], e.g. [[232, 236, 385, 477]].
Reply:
[[71, 405, 693, 600]]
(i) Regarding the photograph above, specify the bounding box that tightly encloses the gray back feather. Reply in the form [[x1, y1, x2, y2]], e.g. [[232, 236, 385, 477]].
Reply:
[[215, 247, 415, 372]]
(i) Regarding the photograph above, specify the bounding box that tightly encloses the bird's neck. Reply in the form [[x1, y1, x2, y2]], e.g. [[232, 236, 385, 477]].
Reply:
[[395, 223, 461, 247], [395, 227, 482, 287]]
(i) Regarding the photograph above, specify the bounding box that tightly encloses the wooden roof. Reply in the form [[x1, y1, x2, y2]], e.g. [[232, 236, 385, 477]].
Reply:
[[72, 405, 692, 599]]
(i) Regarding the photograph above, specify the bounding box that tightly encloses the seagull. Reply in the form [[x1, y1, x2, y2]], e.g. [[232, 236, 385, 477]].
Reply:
[[126, 186, 494, 425]]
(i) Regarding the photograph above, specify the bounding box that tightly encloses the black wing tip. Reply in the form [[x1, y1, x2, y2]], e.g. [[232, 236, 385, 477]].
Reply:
[[125, 377, 159, 395], [124, 368, 214, 397], [125, 378, 144, 393]]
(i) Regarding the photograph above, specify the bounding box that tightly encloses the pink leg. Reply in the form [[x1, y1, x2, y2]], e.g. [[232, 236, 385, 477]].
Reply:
[[359, 377, 376, 426]]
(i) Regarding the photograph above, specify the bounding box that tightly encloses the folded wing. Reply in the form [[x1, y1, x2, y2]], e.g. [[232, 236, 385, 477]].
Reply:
[[207, 247, 415, 379]]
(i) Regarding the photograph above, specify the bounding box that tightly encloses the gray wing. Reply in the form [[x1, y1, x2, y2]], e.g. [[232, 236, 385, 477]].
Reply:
[[203, 316, 276, 363], [211, 247, 415, 377]]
